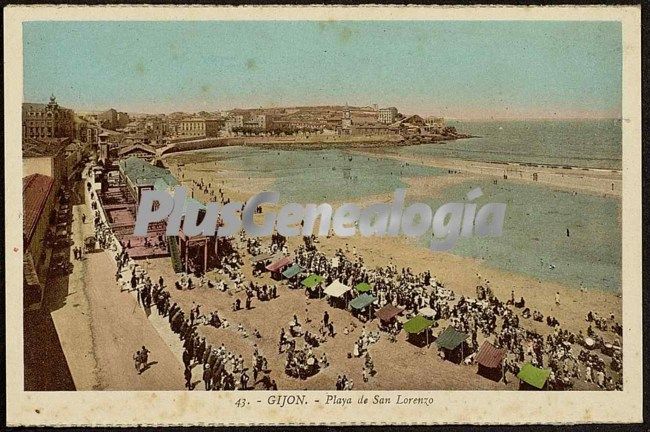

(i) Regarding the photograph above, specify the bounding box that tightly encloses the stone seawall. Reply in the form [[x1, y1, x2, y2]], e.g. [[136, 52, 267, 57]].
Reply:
[[160, 133, 470, 155]]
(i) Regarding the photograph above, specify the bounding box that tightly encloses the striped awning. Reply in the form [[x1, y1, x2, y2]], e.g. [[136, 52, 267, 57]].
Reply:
[[266, 255, 292, 272], [475, 341, 506, 369]]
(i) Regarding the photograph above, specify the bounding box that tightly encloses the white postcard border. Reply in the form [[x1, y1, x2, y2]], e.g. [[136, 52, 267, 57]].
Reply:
[[4, 5, 642, 426]]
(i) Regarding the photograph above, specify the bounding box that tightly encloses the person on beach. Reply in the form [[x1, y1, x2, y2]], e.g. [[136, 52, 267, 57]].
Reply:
[[203, 364, 212, 390], [134, 346, 150, 374]]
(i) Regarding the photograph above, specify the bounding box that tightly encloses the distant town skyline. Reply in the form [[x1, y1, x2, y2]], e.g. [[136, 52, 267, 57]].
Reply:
[[23, 21, 622, 120]]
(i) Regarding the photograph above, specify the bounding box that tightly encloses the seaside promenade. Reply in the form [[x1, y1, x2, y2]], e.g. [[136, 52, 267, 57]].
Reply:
[[41, 174, 186, 390]]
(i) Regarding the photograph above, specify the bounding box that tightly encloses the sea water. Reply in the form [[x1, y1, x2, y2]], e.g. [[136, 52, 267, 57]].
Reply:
[[171, 119, 621, 292], [187, 147, 446, 202], [400, 119, 622, 170], [420, 180, 621, 293]]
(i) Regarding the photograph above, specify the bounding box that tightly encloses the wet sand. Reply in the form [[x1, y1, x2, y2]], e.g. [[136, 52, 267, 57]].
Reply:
[[351, 149, 622, 198]]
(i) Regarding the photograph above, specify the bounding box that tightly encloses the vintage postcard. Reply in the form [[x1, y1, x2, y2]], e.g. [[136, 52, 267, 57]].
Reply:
[[4, 4, 642, 427]]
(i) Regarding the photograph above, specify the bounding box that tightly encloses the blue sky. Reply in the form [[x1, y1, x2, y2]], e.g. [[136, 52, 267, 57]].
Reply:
[[23, 21, 622, 119]]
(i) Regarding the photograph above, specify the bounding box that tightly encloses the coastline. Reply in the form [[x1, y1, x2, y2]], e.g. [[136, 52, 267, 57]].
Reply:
[[350, 148, 622, 198], [160, 133, 475, 155], [166, 156, 622, 297], [165, 145, 622, 295]]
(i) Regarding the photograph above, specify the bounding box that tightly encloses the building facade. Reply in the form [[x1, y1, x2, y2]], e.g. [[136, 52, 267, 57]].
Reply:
[[224, 115, 244, 132], [378, 107, 398, 124], [425, 116, 446, 129], [178, 118, 221, 137], [22, 137, 71, 193], [22, 95, 75, 140], [99, 108, 130, 130], [23, 173, 56, 310], [243, 114, 270, 131], [116, 112, 130, 129], [117, 143, 157, 162]]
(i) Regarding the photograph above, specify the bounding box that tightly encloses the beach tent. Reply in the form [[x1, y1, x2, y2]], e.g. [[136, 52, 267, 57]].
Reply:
[[354, 282, 372, 293], [324, 280, 351, 298], [404, 315, 434, 334], [435, 326, 470, 363], [282, 264, 302, 279], [475, 341, 506, 381], [375, 304, 404, 326], [349, 293, 377, 321], [403, 315, 434, 346], [350, 294, 377, 310], [301, 274, 325, 297], [252, 252, 274, 263], [301, 274, 324, 288], [517, 362, 551, 390], [266, 256, 292, 271], [252, 253, 276, 276], [419, 307, 436, 318], [266, 256, 293, 280]]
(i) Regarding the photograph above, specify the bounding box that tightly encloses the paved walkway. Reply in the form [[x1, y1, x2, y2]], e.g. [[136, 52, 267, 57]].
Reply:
[[46, 178, 185, 390]]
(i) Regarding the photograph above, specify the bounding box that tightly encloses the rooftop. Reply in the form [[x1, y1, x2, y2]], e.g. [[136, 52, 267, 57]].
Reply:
[[118, 143, 157, 157], [181, 117, 220, 122], [22, 137, 71, 158], [23, 173, 55, 246], [22, 102, 48, 111], [118, 156, 179, 188]]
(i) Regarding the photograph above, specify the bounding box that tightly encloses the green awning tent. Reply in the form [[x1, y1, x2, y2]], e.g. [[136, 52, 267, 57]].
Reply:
[[403, 315, 434, 334], [435, 326, 469, 350], [517, 363, 552, 389], [354, 282, 372, 293], [301, 274, 324, 289], [349, 293, 376, 310], [282, 264, 302, 279]]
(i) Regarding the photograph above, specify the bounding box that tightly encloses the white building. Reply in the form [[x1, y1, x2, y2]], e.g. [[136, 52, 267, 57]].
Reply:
[[378, 107, 398, 124], [224, 115, 244, 132]]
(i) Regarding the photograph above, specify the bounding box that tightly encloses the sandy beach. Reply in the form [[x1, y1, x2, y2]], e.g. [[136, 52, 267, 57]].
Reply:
[[157, 149, 623, 391], [351, 148, 622, 198]]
